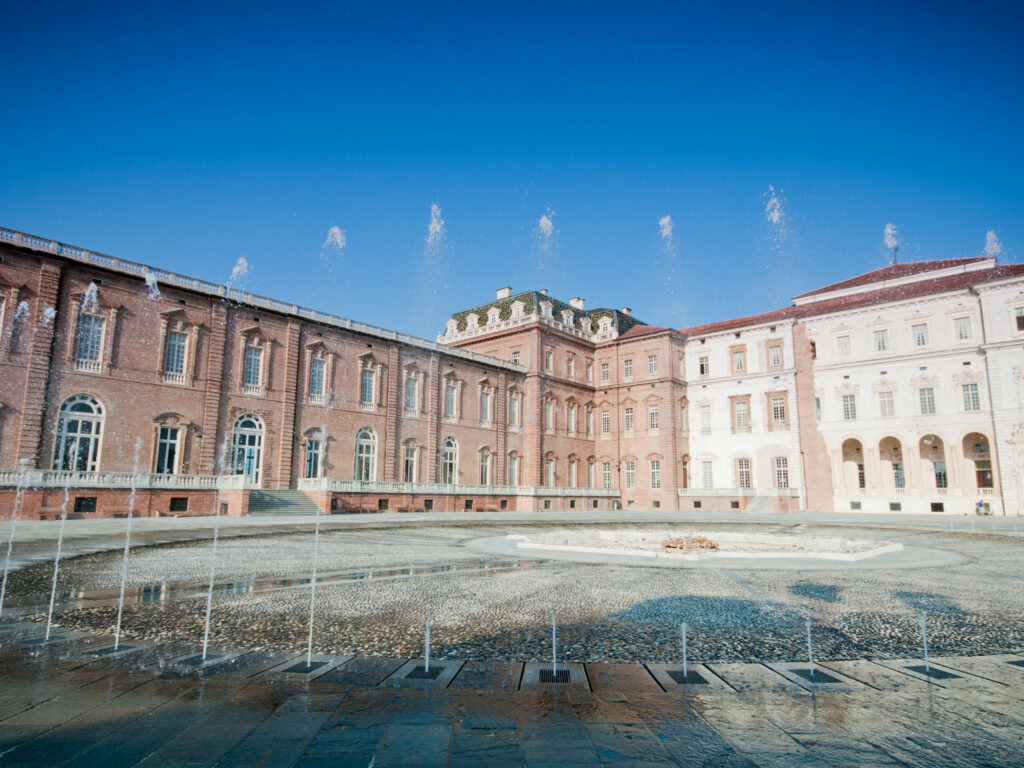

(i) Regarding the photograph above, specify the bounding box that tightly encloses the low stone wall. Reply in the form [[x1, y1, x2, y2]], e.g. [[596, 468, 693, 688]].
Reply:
[[0, 487, 248, 520], [310, 491, 616, 515]]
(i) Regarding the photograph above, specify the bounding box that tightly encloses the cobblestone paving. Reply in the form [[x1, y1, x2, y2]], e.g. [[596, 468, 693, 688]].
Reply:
[[7, 522, 1024, 663]]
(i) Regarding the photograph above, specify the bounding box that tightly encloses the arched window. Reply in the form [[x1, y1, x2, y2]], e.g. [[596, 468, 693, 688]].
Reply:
[[231, 414, 264, 485], [354, 428, 377, 482], [441, 437, 458, 484], [53, 395, 104, 472]]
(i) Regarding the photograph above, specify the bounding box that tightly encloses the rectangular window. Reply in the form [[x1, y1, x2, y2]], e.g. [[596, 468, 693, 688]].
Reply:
[[404, 447, 416, 482], [544, 400, 554, 434], [873, 329, 889, 352], [405, 377, 418, 414], [736, 458, 752, 489], [586, 360, 593, 383], [567, 405, 576, 436], [511, 351, 521, 365], [857, 463, 865, 489], [934, 461, 947, 489], [623, 358, 633, 379], [836, 335, 851, 357], [155, 427, 179, 474], [509, 456, 519, 486], [509, 396, 519, 427], [647, 354, 658, 375], [698, 355, 710, 376], [1016, 308, 1024, 332], [954, 316, 973, 341], [567, 355, 575, 380], [771, 396, 786, 427], [624, 460, 635, 489], [545, 458, 554, 486], [480, 453, 490, 485], [919, 387, 935, 415], [648, 404, 660, 431], [164, 331, 187, 381], [601, 462, 611, 489], [304, 439, 321, 479], [545, 349, 553, 373], [679, 405, 687, 431], [601, 410, 611, 436], [444, 382, 457, 419], [624, 407, 634, 434], [309, 358, 325, 401], [649, 460, 661, 489], [842, 394, 857, 420], [774, 457, 789, 488], [963, 382, 981, 412], [814, 397, 822, 421], [568, 460, 577, 488], [360, 368, 375, 407], [732, 350, 745, 372], [480, 390, 491, 424], [734, 400, 749, 430], [586, 408, 594, 437], [76, 314, 104, 368], [243, 346, 262, 392], [587, 461, 595, 488], [600, 362, 609, 383], [912, 323, 929, 347], [878, 391, 895, 418], [698, 461, 713, 490], [768, 345, 782, 368], [700, 405, 711, 434]]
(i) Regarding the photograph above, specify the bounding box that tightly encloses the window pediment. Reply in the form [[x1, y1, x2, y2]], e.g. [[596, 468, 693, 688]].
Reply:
[[160, 308, 198, 330], [153, 411, 189, 427]]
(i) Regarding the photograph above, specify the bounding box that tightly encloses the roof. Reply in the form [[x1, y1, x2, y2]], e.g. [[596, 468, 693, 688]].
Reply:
[[617, 324, 671, 340], [792, 257, 989, 299], [681, 261, 1024, 337]]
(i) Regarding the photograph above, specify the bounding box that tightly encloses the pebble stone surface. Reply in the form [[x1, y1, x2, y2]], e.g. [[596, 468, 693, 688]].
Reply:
[[8, 521, 1024, 664]]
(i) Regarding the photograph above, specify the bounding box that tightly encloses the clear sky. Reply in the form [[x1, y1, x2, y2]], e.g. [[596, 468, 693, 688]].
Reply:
[[2, 1, 1022, 337]]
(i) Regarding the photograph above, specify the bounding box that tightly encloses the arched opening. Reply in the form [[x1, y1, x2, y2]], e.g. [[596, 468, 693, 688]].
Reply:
[[354, 427, 377, 482], [919, 434, 947, 490], [962, 432, 993, 490], [440, 437, 458, 484], [53, 395, 104, 472], [879, 436, 904, 490], [841, 438, 865, 490], [231, 414, 264, 485]]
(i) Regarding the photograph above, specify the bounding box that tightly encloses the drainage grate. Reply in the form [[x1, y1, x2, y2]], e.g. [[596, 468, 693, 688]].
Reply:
[[19, 636, 63, 646], [790, 668, 841, 684], [406, 665, 443, 680], [89, 645, 134, 656], [539, 668, 571, 684], [177, 654, 217, 667], [282, 660, 328, 674], [906, 664, 960, 680], [667, 669, 708, 685], [1007, 659, 1024, 668]]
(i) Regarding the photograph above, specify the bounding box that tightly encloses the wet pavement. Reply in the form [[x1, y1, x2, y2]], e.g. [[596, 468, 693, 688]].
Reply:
[[2, 620, 1024, 766]]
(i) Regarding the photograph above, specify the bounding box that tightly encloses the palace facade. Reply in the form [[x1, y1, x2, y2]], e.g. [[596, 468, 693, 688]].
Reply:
[[1, 226, 1022, 518]]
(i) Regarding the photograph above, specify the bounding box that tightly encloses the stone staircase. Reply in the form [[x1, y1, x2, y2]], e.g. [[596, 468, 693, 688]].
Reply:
[[247, 489, 321, 516]]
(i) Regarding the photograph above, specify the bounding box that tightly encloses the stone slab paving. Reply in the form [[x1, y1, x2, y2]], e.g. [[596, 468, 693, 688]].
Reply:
[[2, 632, 1024, 766]]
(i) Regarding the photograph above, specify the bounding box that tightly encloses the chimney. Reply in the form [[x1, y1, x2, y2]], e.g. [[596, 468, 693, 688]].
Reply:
[[540, 289, 548, 296], [621, 307, 632, 317], [496, 286, 511, 300], [570, 297, 585, 310]]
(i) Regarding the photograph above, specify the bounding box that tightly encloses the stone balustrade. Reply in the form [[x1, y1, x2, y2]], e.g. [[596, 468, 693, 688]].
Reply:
[[0, 469, 251, 490], [296, 478, 620, 498]]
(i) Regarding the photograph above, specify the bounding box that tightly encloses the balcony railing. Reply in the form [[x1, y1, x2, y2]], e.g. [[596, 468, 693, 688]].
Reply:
[[74, 358, 101, 373], [678, 487, 800, 498], [242, 383, 263, 396], [359, 401, 375, 412], [0, 469, 252, 490], [296, 478, 620, 498], [163, 371, 186, 384], [308, 393, 326, 405]]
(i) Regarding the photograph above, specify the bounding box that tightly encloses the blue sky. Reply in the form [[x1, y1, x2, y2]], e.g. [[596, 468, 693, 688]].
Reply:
[[2, 1, 1022, 336]]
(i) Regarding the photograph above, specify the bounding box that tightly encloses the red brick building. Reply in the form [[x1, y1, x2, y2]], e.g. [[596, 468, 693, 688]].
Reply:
[[2, 226, 1022, 517]]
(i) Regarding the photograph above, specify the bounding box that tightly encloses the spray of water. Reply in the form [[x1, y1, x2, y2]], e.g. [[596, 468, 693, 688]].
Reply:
[[201, 436, 230, 660], [764, 185, 786, 229], [226, 256, 250, 289], [143, 270, 161, 300], [656, 214, 683, 321], [883, 223, 900, 263], [551, 613, 557, 675], [81, 282, 99, 314], [983, 229, 1003, 257], [42, 306, 57, 325], [537, 209, 555, 247], [45, 488, 71, 640], [658, 215, 674, 243], [320, 226, 347, 273], [419, 203, 450, 320], [0, 459, 31, 618], [113, 437, 143, 649]]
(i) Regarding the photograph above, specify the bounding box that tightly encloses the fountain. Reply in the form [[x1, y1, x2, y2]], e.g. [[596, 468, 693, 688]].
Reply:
[[305, 423, 329, 668], [112, 437, 143, 650], [919, 614, 930, 673], [681, 622, 687, 679], [44, 488, 70, 640], [551, 613, 557, 677], [0, 458, 31, 618], [424, 620, 431, 673], [201, 438, 229, 660], [805, 618, 815, 678]]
